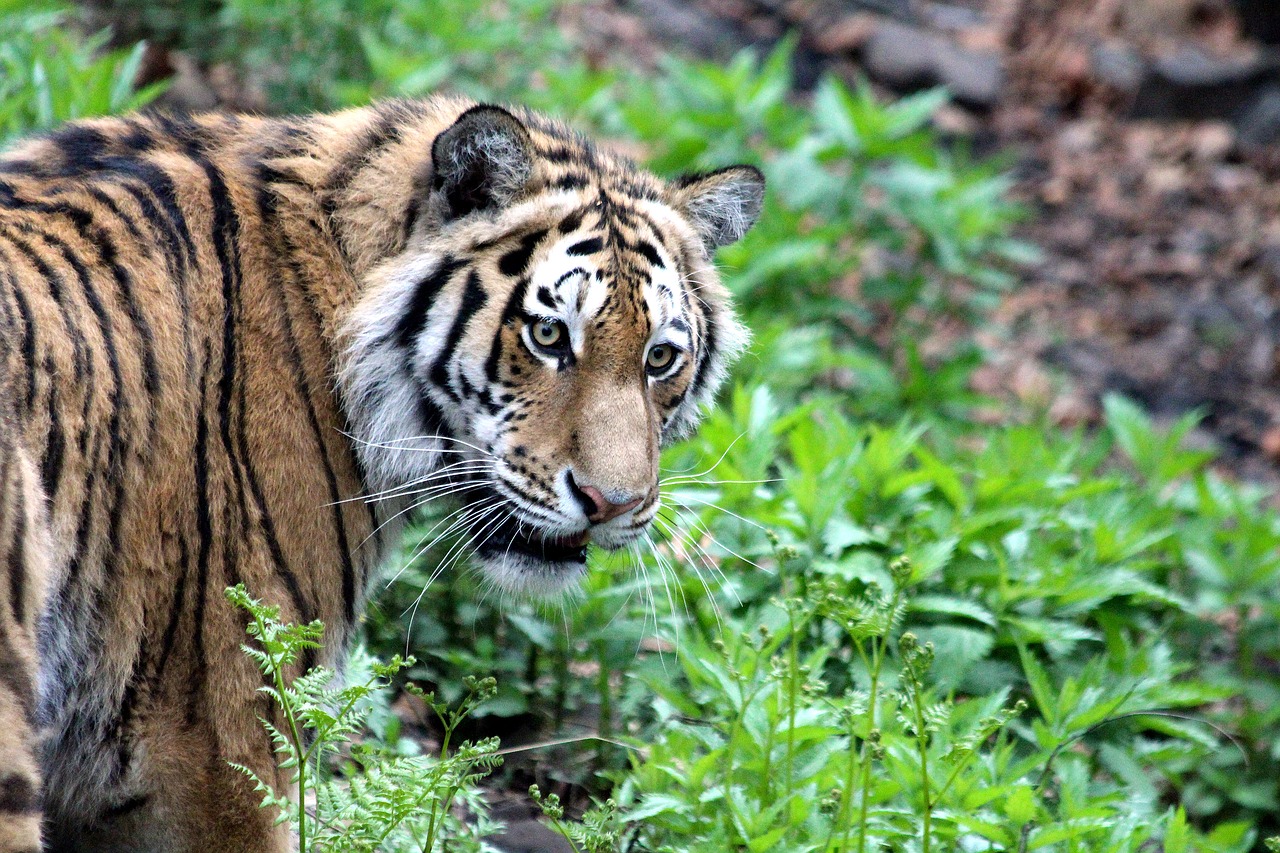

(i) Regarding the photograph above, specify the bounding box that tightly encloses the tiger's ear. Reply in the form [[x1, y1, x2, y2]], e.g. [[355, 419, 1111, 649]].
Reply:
[[670, 165, 765, 252], [431, 105, 535, 218]]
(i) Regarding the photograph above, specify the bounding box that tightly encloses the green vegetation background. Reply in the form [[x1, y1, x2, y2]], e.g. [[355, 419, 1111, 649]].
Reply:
[[4, 0, 1280, 850]]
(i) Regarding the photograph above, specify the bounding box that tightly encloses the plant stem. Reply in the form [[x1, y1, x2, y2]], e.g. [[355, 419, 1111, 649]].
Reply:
[[907, 661, 932, 853], [843, 582, 904, 853], [785, 604, 799, 799], [257, 611, 310, 853]]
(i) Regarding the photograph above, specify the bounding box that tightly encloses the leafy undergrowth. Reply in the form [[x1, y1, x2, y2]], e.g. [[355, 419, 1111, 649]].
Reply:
[[8, 1, 1280, 850], [0, 0, 166, 144]]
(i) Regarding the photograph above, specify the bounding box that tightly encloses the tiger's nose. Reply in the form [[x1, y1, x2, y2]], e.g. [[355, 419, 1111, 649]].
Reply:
[[568, 474, 644, 523]]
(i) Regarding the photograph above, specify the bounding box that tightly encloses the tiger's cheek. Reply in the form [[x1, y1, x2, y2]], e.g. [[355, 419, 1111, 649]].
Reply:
[[490, 322, 562, 455], [654, 361, 696, 436]]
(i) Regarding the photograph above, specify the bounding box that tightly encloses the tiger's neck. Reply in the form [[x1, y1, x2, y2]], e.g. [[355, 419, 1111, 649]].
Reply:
[[240, 98, 474, 343]]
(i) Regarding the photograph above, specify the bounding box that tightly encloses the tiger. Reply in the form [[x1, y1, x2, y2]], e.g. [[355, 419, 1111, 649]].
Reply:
[[0, 95, 763, 851]]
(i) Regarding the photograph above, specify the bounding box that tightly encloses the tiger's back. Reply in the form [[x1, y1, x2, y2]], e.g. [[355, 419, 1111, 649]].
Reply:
[[0, 109, 390, 850], [0, 97, 762, 851]]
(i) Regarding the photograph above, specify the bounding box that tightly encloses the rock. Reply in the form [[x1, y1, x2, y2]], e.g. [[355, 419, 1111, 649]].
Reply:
[[1152, 44, 1259, 87], [862, 20, 1005, 108], [1260, 426, 1280, 459], [488, 819, 577, 853], [811, 12, 878, 54], [925, 3, 987, 31], [151, 51, 220, 113], [625, 0, 752, 60], [863, 20, 941, 89], [487, 801, 576, 853], [1092, 41, 1148, 93], [1132, 44, 1269, 121], [1236, 83, 1280, 147], [1189, 122, 1236, 160], [938, 42, 1005, 107], [838, 0, 916, 20]]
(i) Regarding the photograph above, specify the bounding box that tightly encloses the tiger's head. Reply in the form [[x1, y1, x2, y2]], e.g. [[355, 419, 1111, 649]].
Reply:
[[340, 104, 763, 595]]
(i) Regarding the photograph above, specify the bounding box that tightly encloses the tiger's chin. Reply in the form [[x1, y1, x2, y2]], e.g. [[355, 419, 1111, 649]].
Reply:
[[473, 520, 592, 597]]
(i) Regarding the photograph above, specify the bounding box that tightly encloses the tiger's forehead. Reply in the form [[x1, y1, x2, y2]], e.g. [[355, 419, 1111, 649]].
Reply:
[[523, 223, 685, 339]]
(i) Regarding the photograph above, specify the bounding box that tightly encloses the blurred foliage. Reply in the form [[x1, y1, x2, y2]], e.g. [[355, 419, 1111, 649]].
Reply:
[[0, 0, 165, 144]]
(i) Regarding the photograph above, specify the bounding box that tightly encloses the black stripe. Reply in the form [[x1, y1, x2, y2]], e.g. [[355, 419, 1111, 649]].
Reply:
[[558, 208, 585, 234], [188, 348, 214, 726], [496, 477, 561, 521], [0, 232, 89, 386], [8, 281, 36, 413], [0, 773, 38, 814], [105, 159, 197, 378], [110, 179, 184, 283], [555, 206, 586, 233], [196, 155, 310, 625], [418, 394, 447, 438], [551, 173, 589, 192], [7, 493, 25, 625], [566, 236, 603, 256], [625, 204, 667, 244], [322, 106, 408, 222], [401, 196, 421, 246], [0, 263, 16, 335], [690, 298, 719, 398], [541, 144, 592, 165], [101, 794, 150, 820], [118, 118, 157, 153], [113, 633, 146, 779], [486, 273, 531, 384], [430, 270, 488, 401], [498, 228, 547, 277], [395, 256, 463, 347], [152, 534, 188, 684], [635, 239, 664, 268], [0, 185, 161, 409], [51, 124, 109, 176], [39, 376, 64, 503], [0, 159, 38, 175], [257, 182, 361, 624], [84, 185, 147, 246], [89, 211, 160, 403], [102, 157, 198, 273], [22, 230, 124, 604]]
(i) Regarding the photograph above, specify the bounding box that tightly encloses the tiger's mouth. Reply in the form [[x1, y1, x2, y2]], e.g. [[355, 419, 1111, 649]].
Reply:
[[474, 514, 590, 566]]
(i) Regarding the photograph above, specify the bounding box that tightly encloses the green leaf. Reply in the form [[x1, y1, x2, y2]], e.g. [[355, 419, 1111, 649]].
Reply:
[[1163, 806, 1190, 853], [1003, 785, 1036, 824]]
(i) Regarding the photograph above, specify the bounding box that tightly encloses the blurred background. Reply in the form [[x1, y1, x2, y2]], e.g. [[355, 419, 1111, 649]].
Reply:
[[6, 1, 1280, 851]]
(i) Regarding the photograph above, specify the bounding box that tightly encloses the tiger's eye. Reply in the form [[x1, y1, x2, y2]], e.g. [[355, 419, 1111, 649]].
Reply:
[[532, 319, 566, 348], [646, 344, 674, 372]]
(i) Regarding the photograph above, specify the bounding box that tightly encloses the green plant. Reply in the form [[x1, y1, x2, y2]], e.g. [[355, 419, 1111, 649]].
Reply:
[[227, 585, 504, 852], [211, 0, 568, 112], [611, 556, 1244, 853], [530, 787, 624, 853], [0, 0, 165, 144]]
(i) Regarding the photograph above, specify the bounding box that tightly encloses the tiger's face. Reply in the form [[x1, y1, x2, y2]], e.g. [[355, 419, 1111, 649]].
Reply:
[[340, 105, 763, 595]]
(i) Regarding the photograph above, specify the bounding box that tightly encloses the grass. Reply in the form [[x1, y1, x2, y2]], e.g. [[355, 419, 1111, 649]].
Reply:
[[5, 1, 1280, 850]]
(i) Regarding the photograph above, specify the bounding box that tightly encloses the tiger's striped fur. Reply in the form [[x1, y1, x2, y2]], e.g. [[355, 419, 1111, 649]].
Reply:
[[0, 96, 762, 851]]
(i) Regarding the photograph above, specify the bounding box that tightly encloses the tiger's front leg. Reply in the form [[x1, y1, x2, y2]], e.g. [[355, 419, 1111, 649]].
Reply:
[[0, 434, 52, 853]]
